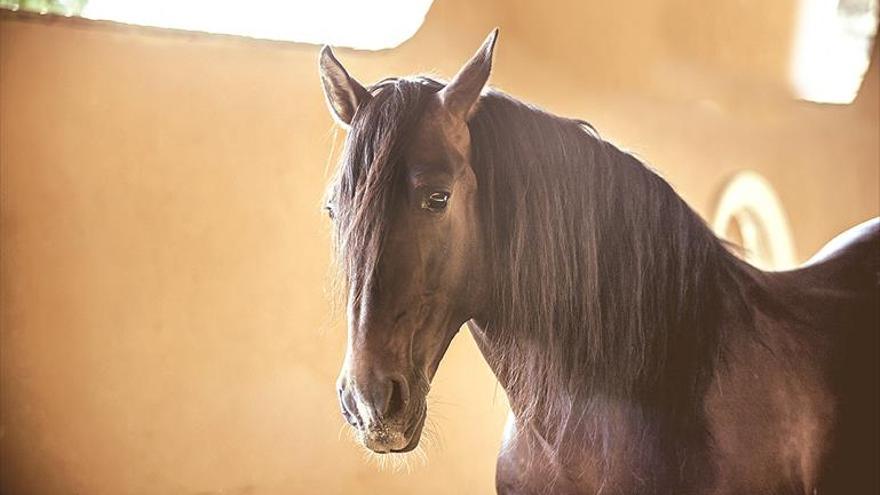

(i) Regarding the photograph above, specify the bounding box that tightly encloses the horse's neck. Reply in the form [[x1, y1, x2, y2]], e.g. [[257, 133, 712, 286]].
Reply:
[[467, 315, 722, 491], [512, 393, 716, 490]]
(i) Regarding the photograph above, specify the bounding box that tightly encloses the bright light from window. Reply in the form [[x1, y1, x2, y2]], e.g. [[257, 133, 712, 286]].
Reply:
[[81, 0, 433, 50], [790, 0, 878, 104]]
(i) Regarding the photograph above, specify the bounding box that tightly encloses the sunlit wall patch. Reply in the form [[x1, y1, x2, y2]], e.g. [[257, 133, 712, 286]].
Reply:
[[790, 0, 878, 104], [68, 0, 432, 50]]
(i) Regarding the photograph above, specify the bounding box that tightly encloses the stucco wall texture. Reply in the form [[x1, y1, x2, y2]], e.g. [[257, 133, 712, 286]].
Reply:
[[1, 1, 877, 493]]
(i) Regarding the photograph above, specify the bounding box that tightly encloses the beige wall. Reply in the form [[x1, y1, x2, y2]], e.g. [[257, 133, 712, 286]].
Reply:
[[1, 1, 877, 494]]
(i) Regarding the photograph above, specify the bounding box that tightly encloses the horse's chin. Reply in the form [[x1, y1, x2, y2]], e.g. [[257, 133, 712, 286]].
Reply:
[[390, 414, 426, 453], [362, 410, 426, 454]]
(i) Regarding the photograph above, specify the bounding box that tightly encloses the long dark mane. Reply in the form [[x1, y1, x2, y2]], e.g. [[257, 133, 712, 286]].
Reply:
[[467, 85, 760, 455], [331, 76, 753, 455]]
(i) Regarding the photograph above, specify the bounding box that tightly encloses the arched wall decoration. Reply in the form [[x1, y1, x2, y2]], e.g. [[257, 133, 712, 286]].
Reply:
[[712, 171, 798, 271]]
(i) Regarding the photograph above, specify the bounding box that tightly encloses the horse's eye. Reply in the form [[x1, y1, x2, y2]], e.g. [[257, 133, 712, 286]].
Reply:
[[422, 191, 450, 212]]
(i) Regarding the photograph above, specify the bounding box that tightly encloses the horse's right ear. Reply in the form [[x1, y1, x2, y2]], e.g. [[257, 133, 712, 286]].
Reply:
[[318, 46, 370, 128]]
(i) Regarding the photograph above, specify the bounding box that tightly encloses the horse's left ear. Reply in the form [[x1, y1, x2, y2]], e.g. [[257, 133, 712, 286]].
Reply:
[[439, 28, 499, 121]]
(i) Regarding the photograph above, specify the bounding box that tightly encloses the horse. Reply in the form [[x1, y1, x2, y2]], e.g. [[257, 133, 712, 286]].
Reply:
[[317, 29, 879, 494]]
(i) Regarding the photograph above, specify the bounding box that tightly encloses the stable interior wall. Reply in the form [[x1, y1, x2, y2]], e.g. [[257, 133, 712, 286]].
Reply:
[[1, 1, 877, 494]]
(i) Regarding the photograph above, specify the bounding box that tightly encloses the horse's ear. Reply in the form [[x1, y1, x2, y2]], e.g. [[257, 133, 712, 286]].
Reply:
[[439, 28, 499, 121], [318, 46, 371, 128]]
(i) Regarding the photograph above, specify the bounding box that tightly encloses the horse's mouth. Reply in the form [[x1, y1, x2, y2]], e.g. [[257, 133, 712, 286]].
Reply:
[[390, 410, 426, 453], [357, 405, 427, 454]]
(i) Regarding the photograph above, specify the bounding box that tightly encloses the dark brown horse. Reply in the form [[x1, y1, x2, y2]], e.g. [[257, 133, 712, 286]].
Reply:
[[317, 30, 879, 494]]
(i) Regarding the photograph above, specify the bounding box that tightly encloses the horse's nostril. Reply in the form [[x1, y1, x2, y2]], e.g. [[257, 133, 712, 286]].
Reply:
[[385, 375, 408, 418], [338, 385, 362, 428], [341, 406, 357, 427], [341, 372, 410, 422]]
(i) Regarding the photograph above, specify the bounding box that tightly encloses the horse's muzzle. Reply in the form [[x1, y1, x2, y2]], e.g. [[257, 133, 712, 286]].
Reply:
[[337, 374, 425, 453]]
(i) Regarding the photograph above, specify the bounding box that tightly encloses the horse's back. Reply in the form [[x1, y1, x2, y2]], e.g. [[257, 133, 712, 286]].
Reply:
[[803, 217, 879, 290], [794, 218, 879, 494]]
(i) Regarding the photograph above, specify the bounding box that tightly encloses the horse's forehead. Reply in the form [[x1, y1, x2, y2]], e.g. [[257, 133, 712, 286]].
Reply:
[[404, 101, 470, 166]]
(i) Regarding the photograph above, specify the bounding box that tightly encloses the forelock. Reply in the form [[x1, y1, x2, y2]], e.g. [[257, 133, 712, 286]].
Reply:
[[329, 77, 442, 302]]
